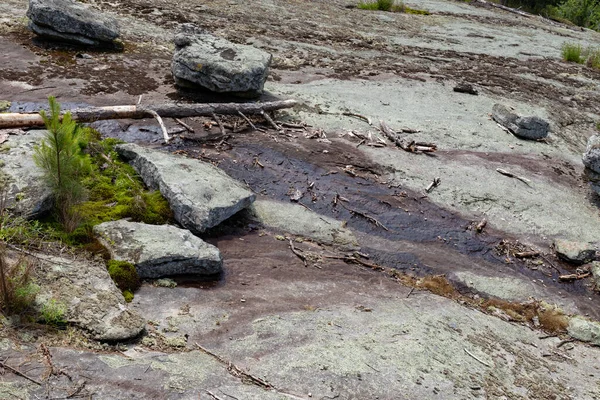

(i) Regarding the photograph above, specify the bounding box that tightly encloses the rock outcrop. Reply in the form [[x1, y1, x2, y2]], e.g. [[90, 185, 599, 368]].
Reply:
[[553, 239, 596, 265], [94, 220, 222, 278], [171, 24, 272, 97], [0, 130, 53, 219], [34, 252, 145, 341], [27, 0, 121, 48], [116, 143, 255, 233], [492, 104, 549, 140], [568, 316, 600, 346], [583, 135, 600, 174], [245, 199, 359, 249]]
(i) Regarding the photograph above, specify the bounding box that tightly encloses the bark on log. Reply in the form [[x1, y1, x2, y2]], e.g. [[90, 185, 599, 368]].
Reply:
[[0, 99, 297, 129]]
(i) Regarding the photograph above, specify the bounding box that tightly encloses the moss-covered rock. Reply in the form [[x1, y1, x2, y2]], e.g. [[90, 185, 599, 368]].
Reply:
[[107, 260, 140, 293]]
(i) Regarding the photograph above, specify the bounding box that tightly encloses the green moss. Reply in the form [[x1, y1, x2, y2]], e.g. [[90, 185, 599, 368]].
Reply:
[[40, 299, 67, 327], [107, 260, 140, 293], [122, 289, 134, 303]]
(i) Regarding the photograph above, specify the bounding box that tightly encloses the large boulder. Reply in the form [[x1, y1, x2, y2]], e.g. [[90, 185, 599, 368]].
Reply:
[[583, 135, 600, 174], [116, 143, 255, 234], [0, 130, 53, 219], [94, 220, 222, 278], [172, 24, 272, 98], [27, 0, 121, 48], [34, 252, 145, 341], [492, 104, 549, 140]]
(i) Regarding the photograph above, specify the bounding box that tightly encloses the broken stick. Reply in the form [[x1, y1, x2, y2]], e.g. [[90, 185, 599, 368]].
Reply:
[[0, 99, 297, 129], [496, 168, 531, 186], [145, 109, 171, 143], [425, 177, 441, 193], [289, 239, 308, 267], [0, 359, 42, 386]]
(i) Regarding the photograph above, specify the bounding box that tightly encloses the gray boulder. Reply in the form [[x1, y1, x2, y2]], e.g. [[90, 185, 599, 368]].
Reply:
[[172, 24, 272, 98], [591, 261, 600, 290], [568, 316, 600, 346], [245, 199, 359, 250], [492, 104, 549, 140], [0, 130, 53, 219], [583, 135, 600, 174], [553, 239, 596, 265], [116, 143, 255, 234], [27, 0, 121, 47], [94, 220, 222, 278], [34, 252, 145, 341]]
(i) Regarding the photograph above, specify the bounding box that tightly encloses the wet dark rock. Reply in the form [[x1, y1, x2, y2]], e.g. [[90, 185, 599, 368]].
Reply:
[[492, 104, 549, 140], [171, 24, 272, 98], [583, 135, 600, 174], [94, 220, 223, 278], [116, 143, 255, 234], [553, 239, 596, 265], [27, 0, 121, 48]]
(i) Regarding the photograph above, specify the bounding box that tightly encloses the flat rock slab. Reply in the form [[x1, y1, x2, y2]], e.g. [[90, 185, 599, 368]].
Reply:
[[245, 198, 359, 249], [27, 0, 120, 47], [172, 23, 272, 97], [116, 143, 255, 234], [492, 103, 549, 140], [0, 129, 52, 218], [94, 220, 222, 278], [34, 252, 145, 341], [568, 316, 600, 346], [583, 135, 600, 174], [553, 239, 596, 265]]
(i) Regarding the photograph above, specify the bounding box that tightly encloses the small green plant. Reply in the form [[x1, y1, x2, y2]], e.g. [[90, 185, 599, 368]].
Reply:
[[587, 47, 600, 68], [562, 42, 584, 63], [107, 260, 140, 302], [358, 0, 395, 11], [0, 250, 39, 315], [33, 97, 92, 233], [40, 298, 66, 326]]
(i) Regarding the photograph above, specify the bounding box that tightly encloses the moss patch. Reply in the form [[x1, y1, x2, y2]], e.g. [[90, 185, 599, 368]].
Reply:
[[107, 260, 140, 301]]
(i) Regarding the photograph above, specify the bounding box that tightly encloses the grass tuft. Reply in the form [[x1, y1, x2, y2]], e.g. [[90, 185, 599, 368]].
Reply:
[[562, 42, 584, 63]]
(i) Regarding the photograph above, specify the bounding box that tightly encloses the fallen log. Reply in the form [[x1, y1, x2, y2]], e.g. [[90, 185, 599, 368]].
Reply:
[[0, 99, 297, 129]]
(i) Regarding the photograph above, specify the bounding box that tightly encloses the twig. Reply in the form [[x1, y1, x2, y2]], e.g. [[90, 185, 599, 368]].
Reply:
[[515, 251, 539, 258], [464, 348, 492, 367], [237, 110, 257, 131], [145, 109, 171, 144], [425, 177, 441, 193], [364, 362, 380, 372], [211, 112, 226, 136], [557, 339, 574, 348], [379, 121, 436, 153], [174, 118, 194, 133], [289, 239, 308, 267], [324, 255, 385, 271], [539, 254, 562, 274], [405, 287, 414, 298], [206, 390, 226, 400], [280, 122, 306, 129], [195, 343, 273, 390], [0, 359, 42, 385], [260, 110, 281, 131], [137, 95, 143, 105], [558, 273, 590, 281], [342, 112, 372, 125], [496, 168, 531, 186]]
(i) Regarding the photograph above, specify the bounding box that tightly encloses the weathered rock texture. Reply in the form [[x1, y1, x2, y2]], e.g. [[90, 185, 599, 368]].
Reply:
[[568, 316, 600, 346], [553, 239, 596, 265], [0, 130, 52, 218], [172, 24, 272, 97], [27, 0, 120, 47], [116, 143, 255, 233], [583, 135, 600, 174], [94, 220, 222, 278], [492, 104, 549, 140], [245, 199, 359, 249], [34, 252, 145, 341]]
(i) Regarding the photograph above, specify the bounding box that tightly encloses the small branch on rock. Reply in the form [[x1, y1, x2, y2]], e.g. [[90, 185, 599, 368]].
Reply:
[[515, 250, 539, 259], [425, 177, 441, 193], [206, 390, 226, 400], [0, 359, 42, 386], [343, 112, 372, 125], [211, 112, 226, 136], [379, 121, 436, 153], [558, 272, 590, 281], [260, 110, 281, 131], [464, 348, 492, 368], [174, 118, 194, 133], [289, 239, 308, 267], [237, 110, 257, 131], [145, 109, 171, 144], [336, 195, 389, 231], [475, 218, 487, 233], [324, 254, 385, 271], [496, 168, 531, 186]]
